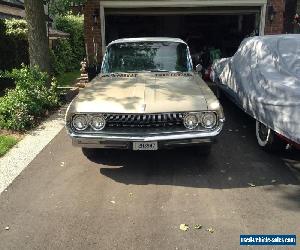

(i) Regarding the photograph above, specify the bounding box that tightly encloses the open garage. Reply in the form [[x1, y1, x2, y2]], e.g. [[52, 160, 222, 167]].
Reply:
[[96, 1, 267, 67], [105, 9, 260, 61]]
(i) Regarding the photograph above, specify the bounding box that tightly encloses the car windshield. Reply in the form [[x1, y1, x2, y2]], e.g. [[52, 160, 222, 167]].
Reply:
[[101, 41, 192, 73]]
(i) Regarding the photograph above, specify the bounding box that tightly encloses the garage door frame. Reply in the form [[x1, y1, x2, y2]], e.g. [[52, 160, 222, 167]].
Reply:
[[99, 0, 267, 55]]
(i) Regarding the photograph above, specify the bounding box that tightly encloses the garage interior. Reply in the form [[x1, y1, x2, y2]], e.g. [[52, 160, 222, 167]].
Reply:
[[105, 7, 260, 67]]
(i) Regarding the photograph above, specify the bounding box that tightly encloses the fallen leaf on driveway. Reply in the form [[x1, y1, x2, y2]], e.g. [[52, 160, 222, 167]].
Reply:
[[194, 224, 202, 230], [179, 224, 189, 231], [110, 201, 116, 204], [248, 183, 256, 187], [5, 226, 9, 231], [206, 227, 214, 233]]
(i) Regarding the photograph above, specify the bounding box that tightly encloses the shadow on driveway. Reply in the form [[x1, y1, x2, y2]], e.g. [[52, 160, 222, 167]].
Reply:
[[82, 96, 300, 210]]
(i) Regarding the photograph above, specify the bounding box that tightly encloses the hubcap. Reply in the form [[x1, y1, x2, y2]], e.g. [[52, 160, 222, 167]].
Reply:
[[258, 123, 269, 141]]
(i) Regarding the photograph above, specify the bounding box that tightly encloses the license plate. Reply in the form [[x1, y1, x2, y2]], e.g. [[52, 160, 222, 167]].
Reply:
[[133, 142, 158, 151]]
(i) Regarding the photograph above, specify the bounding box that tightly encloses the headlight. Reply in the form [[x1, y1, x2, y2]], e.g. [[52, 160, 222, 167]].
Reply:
[[72, 115, 88, 131], [183, 114, 199, 130], [201, 112, 217, 128], [90, 115, 106, 131]]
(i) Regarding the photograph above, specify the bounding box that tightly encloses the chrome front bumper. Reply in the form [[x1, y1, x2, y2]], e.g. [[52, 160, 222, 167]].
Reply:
[[68, 120, 224, 149]]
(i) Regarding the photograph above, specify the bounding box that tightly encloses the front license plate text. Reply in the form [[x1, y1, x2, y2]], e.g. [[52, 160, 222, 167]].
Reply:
[[133, 142, 158, 151]]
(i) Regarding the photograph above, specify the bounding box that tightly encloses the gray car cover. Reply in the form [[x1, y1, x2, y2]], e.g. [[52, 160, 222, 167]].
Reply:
[[212, 35, 300, 144]]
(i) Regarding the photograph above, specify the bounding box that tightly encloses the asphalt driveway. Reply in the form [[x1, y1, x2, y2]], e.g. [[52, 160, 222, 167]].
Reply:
[[0, 97, 299, 250]]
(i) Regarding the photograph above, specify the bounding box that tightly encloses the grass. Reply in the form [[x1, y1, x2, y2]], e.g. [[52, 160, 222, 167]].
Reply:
[[56, 71, 80, 87], [0, 135, 19, 157]]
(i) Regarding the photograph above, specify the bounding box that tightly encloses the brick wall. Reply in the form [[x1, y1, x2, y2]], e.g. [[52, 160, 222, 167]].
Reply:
[[83, 0, 102, 65], [265, 0, 285, 34]]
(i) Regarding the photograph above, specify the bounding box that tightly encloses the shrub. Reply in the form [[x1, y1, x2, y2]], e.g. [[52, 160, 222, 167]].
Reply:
[[51, 39, 75, 75], [0, 19, 29, 71], [4, 19, 28, 39], [55, 14, 84, 70], [0, 65, 60, 131]]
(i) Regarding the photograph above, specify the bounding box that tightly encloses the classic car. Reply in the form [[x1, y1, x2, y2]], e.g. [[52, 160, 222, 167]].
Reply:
[[66, 37, 225, 154], [212, 34, 300, 151]]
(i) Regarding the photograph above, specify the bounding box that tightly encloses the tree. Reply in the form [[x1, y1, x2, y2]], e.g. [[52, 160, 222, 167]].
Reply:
[[48, 0, 85, 16], [24, 0, 50, 75]]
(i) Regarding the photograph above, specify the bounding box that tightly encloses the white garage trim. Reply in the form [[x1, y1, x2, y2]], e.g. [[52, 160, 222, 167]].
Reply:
[[259, 3, 267, 35], [105, 9, 261, 15], [100, 0, 267, 54], [101, 1, 267, 8]]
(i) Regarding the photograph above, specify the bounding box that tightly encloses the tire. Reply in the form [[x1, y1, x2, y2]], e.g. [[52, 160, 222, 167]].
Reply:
[[255, 121, 286, 152], [214, 77, 223, 99], [216, 86, 223, 99], [82, 147, 100, 158]]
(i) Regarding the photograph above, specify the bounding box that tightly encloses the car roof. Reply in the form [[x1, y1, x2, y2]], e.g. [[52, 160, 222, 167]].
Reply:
[[108, 37, 187, 46]]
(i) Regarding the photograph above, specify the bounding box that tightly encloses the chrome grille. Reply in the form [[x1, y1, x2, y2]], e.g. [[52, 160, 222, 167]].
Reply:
[[105, 113, 184, 128]]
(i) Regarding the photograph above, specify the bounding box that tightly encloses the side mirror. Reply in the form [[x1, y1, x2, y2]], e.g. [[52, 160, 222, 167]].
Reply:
[[195, 64, 203, 72]]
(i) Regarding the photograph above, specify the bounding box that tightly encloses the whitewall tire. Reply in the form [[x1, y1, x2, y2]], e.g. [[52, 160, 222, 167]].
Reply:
[[255, 121, 286, 151]]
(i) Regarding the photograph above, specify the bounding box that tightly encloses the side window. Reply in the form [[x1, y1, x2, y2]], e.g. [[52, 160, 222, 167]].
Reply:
[[278, 38, 300, 78], [233, 43, 252, 75]]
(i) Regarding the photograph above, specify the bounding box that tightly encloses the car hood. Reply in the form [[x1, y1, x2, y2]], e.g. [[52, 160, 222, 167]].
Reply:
[[69, 73, 210, 114]]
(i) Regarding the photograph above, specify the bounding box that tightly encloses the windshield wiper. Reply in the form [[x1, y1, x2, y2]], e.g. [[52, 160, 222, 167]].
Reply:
[[126, 70, 152, 73], [149, 69, 169, 72], [124, 69, 184, 73], [150, 69, 184, 73]]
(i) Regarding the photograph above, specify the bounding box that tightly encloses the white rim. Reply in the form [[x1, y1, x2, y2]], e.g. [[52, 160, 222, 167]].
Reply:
[[256, 121, 271, 147]]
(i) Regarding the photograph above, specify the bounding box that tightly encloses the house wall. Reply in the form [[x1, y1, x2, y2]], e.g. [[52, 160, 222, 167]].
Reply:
[[83, 0, 286, 64], [265, 0, 285, 34], [84, 0, 102, 64]]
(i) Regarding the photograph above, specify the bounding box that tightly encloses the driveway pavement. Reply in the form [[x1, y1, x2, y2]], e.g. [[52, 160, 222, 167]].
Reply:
[[0, 98, 299, 250]]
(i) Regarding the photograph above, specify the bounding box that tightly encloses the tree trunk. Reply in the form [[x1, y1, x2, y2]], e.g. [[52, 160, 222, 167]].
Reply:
[[24, 0, 50, 76]]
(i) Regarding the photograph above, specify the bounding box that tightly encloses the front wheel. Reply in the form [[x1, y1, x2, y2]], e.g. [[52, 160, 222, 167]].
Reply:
[[216, 86, 223, 99], [255, 121, 286, 152]]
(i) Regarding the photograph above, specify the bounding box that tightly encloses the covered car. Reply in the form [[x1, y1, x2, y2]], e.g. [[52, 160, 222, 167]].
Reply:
[[212, 34, 300, 150]]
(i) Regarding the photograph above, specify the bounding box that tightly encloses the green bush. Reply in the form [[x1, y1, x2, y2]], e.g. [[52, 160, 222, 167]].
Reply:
[[0, 19, 29, 71], [55, 13, 84, 71], [4, 19, 28, 39], [0, 65, 60, 131], [51, 39, 75, 75]]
